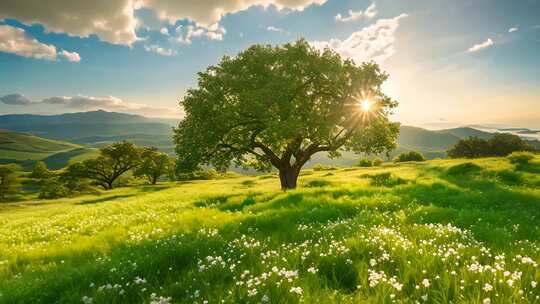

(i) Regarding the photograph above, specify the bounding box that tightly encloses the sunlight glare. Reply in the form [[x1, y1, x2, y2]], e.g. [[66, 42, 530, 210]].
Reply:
[[360, 99, 372, 112]]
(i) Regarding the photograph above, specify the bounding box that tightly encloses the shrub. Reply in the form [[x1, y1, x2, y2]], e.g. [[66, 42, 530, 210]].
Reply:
[[176, 169, 219, 181], [312, 163, 338, 171], [372, 157, 384, 166], [357, 158, 373, 167], [507, 151, 535, 169], [394, 151, 425, 162], [446, 162, 482, 176], [305, 179, 332, 188], [0, 164, 21, 202], [363, 172, 408, 187]]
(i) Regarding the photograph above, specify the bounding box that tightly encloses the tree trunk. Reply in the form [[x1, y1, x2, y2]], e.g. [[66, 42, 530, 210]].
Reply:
[[279, 167, 299, 190]]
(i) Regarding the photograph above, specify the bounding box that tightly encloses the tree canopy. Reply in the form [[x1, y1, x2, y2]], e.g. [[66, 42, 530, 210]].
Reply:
[[0, 164, 21, 201], [82, 141, 141, 190], [134, 147, 174, 184], [174, 40, 400, 189]]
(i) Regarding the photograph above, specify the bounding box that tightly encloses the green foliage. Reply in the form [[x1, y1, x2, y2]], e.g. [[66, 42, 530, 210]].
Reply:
[[363, 172, 408, 187], [304, 179, 333, 188], [448, 134, 531, 158], [82, 141, 141, 190], [507, 151, 535, 169], [175, 169, 220, 181], [394, 151, 425, 162], [312, 163, 338, 171], [134, 147, 174, 184], [446, 162, 483, 176], [0, 164, 21, 201], [38, 178, 68, 199], [357, 157, 373, 167], [29, 161, 50, 179], [174, 39, 399, 189], [372, 157, 384, 166], [496, 170, 524, 185]]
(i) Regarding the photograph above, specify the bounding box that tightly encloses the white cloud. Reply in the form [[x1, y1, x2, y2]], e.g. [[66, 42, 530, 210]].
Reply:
[[508, 26, 519, 33], [41, 95, 181, 117], [0, 25, 81, 62], [468, 38, 493, 53], [0, 0, 325, 45], [266, 26, 288, 34], [335, 2, 377, 23], [59, 50, 81, 62], [144, 44, 177, 56], [312, 13, 408, 64], [0, 25, 57, 60], [0, 93, 32, 105], [174, 23, 226, 44]]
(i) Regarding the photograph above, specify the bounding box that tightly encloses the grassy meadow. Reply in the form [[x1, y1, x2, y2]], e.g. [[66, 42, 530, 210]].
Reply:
[[0, 156, 539, 303]]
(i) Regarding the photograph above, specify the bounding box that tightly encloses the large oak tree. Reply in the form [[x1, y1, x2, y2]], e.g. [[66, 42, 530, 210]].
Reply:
[[174, 40, 400, 190]]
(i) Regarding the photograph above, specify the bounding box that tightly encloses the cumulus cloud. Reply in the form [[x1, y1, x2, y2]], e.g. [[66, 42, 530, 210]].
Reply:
[[174, 23, 226, 44], [335, 3, 377, 23], [0, 93, 33, 105], [41, 95, 181, 117], [0, 0, 325, 45], [0, 24, 81, 62], [0, 25, 57, 60], [311, 13, 408, 64], [508, 26, 519, 33], [144, 44, 177, 56], [468, 38, 493, 53], [59, 50, 81, 62]]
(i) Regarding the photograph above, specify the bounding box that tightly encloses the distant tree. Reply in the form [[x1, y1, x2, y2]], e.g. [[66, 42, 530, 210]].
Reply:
[[134, 147, 174, 184], [372, 157, 384, 166], [59, 162, 93, 193], [0, 164, 21, 201], [488, 133, 530, 156], [448, 134, 530, 158], [447, 136, 490, 158], [30, 161, 50, 179], [82, 141, 141, 190], [394, 151, 425, 162], [38, 177, 68, 199], [174, 40, 400, 190]]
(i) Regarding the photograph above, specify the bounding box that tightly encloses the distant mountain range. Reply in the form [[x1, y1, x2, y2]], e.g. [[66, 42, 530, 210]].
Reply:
[[0, 110, 536, 170]]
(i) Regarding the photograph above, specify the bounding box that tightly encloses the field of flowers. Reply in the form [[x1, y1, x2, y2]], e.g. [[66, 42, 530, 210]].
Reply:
[[0, 156, 539, 303]]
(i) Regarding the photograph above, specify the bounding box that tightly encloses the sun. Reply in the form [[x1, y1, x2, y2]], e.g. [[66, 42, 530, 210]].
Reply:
[[360, 99, 372, 112]]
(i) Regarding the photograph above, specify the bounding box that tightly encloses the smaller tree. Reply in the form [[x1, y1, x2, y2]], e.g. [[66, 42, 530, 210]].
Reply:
[[59, 162, 93, 193], [82, 141, 141, 190], [0, 164, 21, 202], [134, 147, 174, 184], [30, 161, 51, 179]]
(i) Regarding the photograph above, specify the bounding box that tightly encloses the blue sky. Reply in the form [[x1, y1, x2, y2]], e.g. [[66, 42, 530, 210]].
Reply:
[[0, 0, 539, 128]]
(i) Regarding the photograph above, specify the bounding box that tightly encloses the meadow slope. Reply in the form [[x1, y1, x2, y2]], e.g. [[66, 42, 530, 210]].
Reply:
[[0, 157, 539, 303]]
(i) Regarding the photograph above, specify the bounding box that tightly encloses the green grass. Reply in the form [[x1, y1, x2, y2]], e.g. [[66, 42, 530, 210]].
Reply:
[[0, 157, 539, 303]]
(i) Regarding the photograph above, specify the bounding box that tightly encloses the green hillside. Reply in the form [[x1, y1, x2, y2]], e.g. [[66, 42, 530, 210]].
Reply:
[[0, 129, 97, 170], [0, 156, 539, 303]]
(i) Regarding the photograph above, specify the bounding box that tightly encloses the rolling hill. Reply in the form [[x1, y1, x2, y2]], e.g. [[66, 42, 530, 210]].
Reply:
[[0, 110, 177, 152], [0, 129, 98, 170]]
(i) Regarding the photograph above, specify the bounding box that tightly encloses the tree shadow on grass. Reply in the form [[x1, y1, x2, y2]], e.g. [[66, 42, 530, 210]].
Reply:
[[76, 194, 137, 205]]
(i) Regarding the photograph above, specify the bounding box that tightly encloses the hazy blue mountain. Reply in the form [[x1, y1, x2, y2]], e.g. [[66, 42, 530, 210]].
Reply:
[[0, 110, 176, 151]]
